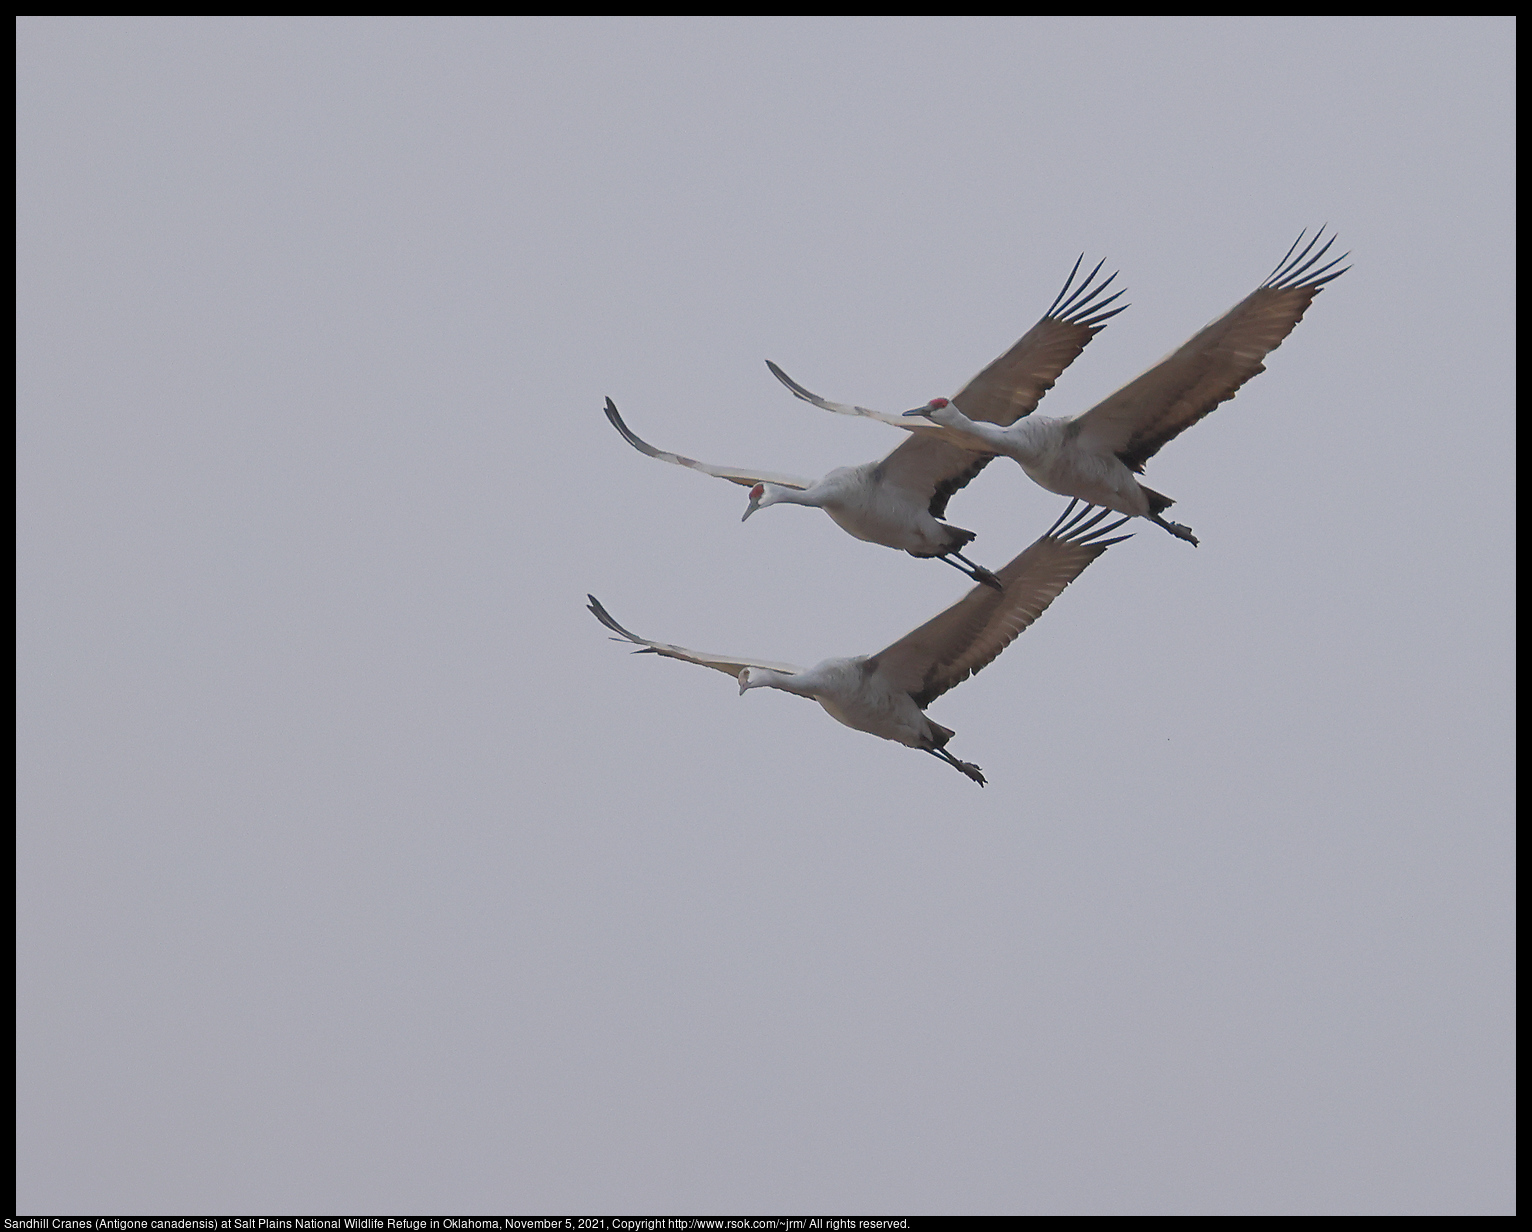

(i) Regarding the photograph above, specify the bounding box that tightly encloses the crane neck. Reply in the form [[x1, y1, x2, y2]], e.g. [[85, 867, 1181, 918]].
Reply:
[[765, 483, 828, 508], [944, 410, 1050, 463], [746, 667, 818, 697]]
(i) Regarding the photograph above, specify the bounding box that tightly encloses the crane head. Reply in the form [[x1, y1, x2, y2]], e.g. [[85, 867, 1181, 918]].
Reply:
[[742, 483, 771, 521]]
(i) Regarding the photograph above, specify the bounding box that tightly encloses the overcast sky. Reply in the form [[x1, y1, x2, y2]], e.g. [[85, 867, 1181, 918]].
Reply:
[[17, 16, 1514, 1216]]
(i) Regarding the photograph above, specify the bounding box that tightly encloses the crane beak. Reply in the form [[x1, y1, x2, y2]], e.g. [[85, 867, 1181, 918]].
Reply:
[[741, 497, 760, 522], [737, 668, 752, 694], [903, 404, 934, 418]]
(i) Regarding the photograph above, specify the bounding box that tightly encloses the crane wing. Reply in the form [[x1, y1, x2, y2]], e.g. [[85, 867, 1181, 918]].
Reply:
[[1071, 230, 1349, 473], [588, 595, 806, 679], [604, 398, 812, 490], [950, 256, 1128, 425], [765, 361, 992, 451], [874, 435, 997, 520], [870, 501, 1130, 708], [766, 360, 938, 431]]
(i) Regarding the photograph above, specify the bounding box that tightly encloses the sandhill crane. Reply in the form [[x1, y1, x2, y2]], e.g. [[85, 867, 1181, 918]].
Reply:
[[588, 500, 1130, 786], [774, 231, 1348, 546], [602, 258, 1126, 589]]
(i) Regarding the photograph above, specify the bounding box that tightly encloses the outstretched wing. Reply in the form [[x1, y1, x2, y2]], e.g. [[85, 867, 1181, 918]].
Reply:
[[765, 360, 961, 437], [875, 436, 996, 520], [951, 256, 1128, 425], [871, 501, 1131, 708], [1072, 229, 1349, 473], [587, 595, 805, 679], [604, 398, 812, 490], [763, 256, 1125, 515]]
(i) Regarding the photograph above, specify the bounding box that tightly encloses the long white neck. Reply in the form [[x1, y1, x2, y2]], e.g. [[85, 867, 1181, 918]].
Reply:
[[933, 405, 1006, 446], [763, 483, 831, 509], [932, 406, 1050, 464], [746, 667, 818, 697]]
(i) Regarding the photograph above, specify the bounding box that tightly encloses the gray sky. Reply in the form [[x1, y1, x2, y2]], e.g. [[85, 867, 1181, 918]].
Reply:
[[17, 16, 1514, 1215]]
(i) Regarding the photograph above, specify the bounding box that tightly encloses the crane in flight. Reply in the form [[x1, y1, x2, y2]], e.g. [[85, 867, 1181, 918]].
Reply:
[[588, 500, 1130, 786], [603, 257, 1126, 589], [774, 230, 1347, 547]]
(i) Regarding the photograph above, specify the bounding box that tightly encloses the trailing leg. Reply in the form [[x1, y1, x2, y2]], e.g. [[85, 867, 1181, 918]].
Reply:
[[1149, 512, 1199, 546], [950, 550, 1003, 590], [934, 552, 1002, 590], [1140, 485, 1198, 546], [926, 746, 987, 786]]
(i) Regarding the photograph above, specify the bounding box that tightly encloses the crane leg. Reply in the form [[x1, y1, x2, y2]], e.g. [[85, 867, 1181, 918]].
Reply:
[[1149, 513, 1199, 546], [926, 746, 987, 786], [940, 551, 1003, 590]]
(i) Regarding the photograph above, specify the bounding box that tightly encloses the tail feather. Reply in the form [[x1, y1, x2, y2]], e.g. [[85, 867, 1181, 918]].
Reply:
[[943, 524, 977, 552], [925, 719, 956, 749], [910, 525, 976, 560]]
